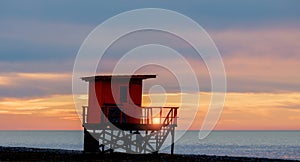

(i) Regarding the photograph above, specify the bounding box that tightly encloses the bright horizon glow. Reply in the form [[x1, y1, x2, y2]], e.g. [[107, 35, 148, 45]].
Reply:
[[0, 1, 299, 131], [0, 92, 299, 130]]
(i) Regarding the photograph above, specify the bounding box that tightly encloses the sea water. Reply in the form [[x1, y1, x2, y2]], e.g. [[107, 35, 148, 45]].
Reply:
[[0, 130, 299, 160]]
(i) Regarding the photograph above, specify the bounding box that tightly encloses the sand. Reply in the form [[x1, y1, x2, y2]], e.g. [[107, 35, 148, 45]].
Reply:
[[0, 146, 297, 161]]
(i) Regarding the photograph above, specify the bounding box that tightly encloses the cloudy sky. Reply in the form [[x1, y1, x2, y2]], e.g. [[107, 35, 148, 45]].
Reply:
[[0, 0, 299, 130]]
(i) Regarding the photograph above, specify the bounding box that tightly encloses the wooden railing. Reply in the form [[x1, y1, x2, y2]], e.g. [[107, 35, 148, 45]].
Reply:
[[141, 107, 178, 126], [82, 105, 178, 126]]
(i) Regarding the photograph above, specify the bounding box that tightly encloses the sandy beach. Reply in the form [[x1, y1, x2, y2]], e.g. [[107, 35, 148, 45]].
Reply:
[[0, 146, 297, 162]]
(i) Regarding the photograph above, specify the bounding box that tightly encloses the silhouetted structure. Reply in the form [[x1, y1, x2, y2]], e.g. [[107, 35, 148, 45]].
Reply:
[[81, 75, 178, 154]]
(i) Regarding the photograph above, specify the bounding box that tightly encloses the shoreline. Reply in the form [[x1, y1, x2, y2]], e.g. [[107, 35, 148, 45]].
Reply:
[[0, 146, 297, 161]]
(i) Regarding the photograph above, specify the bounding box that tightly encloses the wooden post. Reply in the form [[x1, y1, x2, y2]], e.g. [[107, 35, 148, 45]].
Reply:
[[83, 128, 99, 152], [174, 108, 178, 125], [159, 107, 162, 125], [82, 106, 86, 124], [171, 127, 175, 155]]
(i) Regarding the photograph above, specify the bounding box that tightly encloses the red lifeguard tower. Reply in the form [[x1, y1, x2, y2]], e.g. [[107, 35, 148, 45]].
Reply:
[[81, 75, 178, 154]]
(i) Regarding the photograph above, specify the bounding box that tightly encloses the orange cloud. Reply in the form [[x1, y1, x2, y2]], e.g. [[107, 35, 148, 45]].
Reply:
[[142, 92, 300, 130], [0, 76, 11, 86], [0, 92, 299, 130], [0, 72, 70, 86], [17, 73, 70, 80], [0, 94, 81, 130], [190, 92, 300, 130]]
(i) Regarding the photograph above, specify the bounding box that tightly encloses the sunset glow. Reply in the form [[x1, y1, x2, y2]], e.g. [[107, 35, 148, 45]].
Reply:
[[0, 1, 299, 131], [0, 92, 299, 130]]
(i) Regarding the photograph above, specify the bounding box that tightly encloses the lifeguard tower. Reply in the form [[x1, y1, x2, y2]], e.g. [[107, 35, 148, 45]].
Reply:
[[81, 75, 178, 154]]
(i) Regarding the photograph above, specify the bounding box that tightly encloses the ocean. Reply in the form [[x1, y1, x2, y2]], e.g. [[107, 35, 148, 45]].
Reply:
[[0, 130, 299, 160]]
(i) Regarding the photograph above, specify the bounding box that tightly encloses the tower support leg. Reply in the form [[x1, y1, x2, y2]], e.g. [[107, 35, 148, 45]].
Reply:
[[171, 127, 175, 155], [84, 128, 99, 152]]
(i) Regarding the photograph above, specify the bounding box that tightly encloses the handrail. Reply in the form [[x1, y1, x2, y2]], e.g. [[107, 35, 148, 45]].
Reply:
[[82, 106, 88, 124], [140, 106, 178, 125], [82, 105, 178, 126]]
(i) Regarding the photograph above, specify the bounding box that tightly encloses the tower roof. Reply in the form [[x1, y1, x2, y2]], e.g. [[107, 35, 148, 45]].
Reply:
[[81, 75, 156, 82]]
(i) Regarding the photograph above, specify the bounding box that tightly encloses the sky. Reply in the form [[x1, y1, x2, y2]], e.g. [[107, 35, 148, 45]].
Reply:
[[0, 0, 300, 130]]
